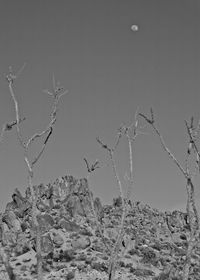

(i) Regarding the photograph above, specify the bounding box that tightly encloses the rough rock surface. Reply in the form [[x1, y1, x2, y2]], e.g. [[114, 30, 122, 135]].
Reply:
[[0, 175, 200, 280]]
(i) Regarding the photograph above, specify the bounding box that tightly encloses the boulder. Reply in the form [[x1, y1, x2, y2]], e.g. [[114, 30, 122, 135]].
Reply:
[[52, 232, 64, 247], [94, 197, 103, 220], [12, 188, 31, 217], [41, 233, 54, 256], [64, 195, 82, 217], [37, 214, 54, 233], [6, 188, 31, 218], [71, 236, 91, 250], [1, 223, 17, 246], [5, 201, 18, 212], [64, 178, 92, 217], [59, 219, 80, 232], [14, 232, 31, 256], [2, 210, 21, 232]]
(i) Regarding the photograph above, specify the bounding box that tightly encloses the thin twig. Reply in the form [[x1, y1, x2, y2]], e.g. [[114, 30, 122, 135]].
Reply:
[[139, 110, 187, 177], [97, 110, 142, 280], [97, 137, 125, 207]]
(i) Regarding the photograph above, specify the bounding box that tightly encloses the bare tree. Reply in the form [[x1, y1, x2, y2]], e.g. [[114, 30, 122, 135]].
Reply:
[[139, 109, 200, 280], [4, 65, 67, 280], [84, 110, 145, 280]]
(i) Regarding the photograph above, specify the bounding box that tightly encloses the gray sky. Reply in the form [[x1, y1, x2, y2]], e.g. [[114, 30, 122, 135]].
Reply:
[[0, 0, 200, 212]]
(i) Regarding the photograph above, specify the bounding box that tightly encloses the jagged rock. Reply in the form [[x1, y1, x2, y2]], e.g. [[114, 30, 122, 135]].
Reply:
[[71, 236, 91, 250], [37, 214, 54, 233], [41, 233, 54, 256], [51, 176, 77, 199], [94, 197, 103, 213], [1, 174, 200, 280], [20, 221, 29, 232], [6, 188, 31, 218], [13, 188, 31, 213], [113, 196, 122, 208], [2, 210, 21, 232], [39, 183, 54, 209], [1, 223, 17, 246], [25, 176, 93, 218], [36, 184, 47, 197], [5, 201, 18, 212], [94, 197, 104, 221], [14, 232, 31, 256], [12, 188, 26, 207], [56, 177, 92, 217], [45, 176, 92, 217], [64, 195, 83, 217], [25, 185, 38, 199]]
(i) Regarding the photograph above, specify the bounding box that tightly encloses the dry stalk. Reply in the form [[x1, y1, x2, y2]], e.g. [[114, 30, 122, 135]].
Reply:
[[5, 66, 67, 280], [96, 111, 142, 280], [139, 109, 200, 280], [185, 118, 200, 173], [96, 134, 126, 280], [139, 110, 187, 177], [96, 134, 124, 208]]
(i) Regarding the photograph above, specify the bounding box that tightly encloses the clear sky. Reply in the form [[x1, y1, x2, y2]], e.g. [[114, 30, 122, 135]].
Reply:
[[0, 0, 200, 213]]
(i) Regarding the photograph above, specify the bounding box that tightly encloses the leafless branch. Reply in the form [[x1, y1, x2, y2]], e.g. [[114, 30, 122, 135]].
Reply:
[[139, 109, 187, 177], [97, 136, 125, 206], [140, 109, 200, 280], [5, 66, 67, 280], [83, 158, 100, 173], [185, 119, 200, 173]]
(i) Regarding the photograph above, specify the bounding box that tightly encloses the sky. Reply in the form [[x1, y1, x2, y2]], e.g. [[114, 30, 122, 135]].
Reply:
[[0, 0, 200, 213]]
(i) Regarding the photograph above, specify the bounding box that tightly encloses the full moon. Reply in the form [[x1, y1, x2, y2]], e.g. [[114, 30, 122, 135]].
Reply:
[[131, 25, 139, 32]]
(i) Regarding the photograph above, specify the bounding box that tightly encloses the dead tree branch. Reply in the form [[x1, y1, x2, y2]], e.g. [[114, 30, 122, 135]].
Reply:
[[139, 109, 200, 280], [96, 110, 142, 280], [5, 66, 67, 280]]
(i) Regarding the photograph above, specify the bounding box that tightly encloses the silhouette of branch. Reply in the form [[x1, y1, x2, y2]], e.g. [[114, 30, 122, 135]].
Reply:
[[139, 109, 187, 177]]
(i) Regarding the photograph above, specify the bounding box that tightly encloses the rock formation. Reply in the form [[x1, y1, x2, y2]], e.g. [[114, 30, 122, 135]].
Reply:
[[0, 174, 199, 280]]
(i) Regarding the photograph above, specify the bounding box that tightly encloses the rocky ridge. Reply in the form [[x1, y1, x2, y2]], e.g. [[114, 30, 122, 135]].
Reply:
[[0, 175, 200, 280]]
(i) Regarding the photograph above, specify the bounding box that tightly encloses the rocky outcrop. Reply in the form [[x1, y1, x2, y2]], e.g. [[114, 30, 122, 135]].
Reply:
[[37, 214, 54, 234], [24, 176, 93, 218], [1, 175, 97, 248], [55, 177, 93, 217], [5, 188, 31, 218], [1, 175, 200, 280]]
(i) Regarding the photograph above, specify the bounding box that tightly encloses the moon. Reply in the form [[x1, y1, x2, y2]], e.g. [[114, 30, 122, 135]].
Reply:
[[131, 25, 139, 32]]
